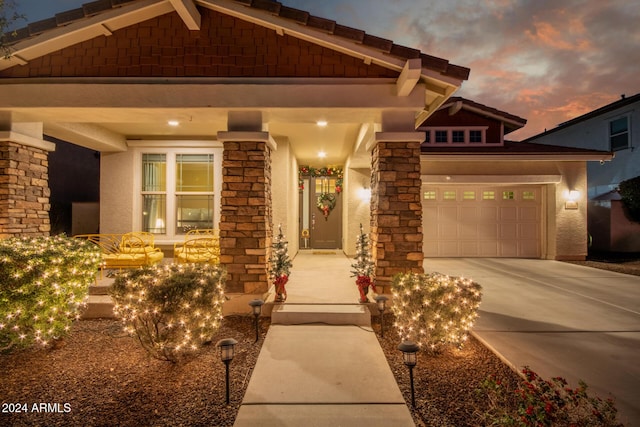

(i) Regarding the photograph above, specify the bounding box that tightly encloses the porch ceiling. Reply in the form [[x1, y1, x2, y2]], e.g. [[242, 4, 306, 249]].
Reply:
[[6, 104, 373, 168]]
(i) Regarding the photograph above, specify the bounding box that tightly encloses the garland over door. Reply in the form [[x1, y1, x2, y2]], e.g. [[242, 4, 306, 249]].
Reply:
[[423, 185, 542, 258]]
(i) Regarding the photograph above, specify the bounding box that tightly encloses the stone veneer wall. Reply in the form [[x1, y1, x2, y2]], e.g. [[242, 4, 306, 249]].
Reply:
[[219, 140, 272, 294], [0, 141, 51, 238], [370, 139, 424, 292]]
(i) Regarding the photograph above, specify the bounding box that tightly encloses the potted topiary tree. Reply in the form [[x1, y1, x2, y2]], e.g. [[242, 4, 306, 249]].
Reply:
[[351, 224, 376, 303], [269, 225, 293, 302]]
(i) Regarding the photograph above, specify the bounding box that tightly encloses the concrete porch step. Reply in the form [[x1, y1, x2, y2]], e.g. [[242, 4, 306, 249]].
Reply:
[[88, 283, 112, 295], [82, 295, 116, 319], [271, 303, 371, 326]]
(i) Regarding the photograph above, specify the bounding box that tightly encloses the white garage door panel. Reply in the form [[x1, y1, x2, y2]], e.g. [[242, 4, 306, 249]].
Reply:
[[423, 185, 542, 258]]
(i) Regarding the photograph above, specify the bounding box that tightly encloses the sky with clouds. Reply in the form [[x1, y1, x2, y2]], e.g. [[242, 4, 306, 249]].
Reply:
[[8, 0, 640, 140]]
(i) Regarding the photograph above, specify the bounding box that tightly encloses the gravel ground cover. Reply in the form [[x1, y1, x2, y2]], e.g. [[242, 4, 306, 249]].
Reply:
[[0, 316, 267, 427], [374, 315, 521, 427], [3, 251, 635, 427], [566, 252, 640, 277], [1, 315, 522, 426]]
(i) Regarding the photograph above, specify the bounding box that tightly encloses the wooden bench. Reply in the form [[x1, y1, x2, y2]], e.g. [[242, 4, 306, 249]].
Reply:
[[74, 232, 165, 274], [173, 229, 220, 264]]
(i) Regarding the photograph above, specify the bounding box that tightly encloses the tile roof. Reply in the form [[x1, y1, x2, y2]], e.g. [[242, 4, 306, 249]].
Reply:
[[4, 0, 470, 81]]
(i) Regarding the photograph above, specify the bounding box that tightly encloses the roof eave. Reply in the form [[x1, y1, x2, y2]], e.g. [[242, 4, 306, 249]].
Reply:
[[420, 153, 614, 161]]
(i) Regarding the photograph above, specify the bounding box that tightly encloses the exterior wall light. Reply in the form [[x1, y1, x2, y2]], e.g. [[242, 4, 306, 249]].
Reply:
[[358, 187, 372, 202], [248, 299, 264, 342], [398, 340, 420, 407], [216, 338, 238, 404], [565, 190, 580, 210]]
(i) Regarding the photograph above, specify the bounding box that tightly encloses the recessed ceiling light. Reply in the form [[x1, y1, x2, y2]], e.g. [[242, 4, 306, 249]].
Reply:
[[316, 120, 328, 127], [318, 151, 327, 158], [168, 120, 180, 127]]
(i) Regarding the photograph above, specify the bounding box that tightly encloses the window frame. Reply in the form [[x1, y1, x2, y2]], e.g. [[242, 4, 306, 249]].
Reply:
[[609, 115, 630, 152], [423, 126, 489, 145], [132, 143, 223, 242]]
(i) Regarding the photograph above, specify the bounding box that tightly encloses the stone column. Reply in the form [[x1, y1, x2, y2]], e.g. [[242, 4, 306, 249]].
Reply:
[[0, 128, 55, 238], [217, 131, 273, 295], [370, 132, 425, 293]]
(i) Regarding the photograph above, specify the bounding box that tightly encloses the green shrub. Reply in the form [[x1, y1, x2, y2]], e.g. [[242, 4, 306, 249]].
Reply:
[[391, 272, 482, 353], [0, 235, 101, 352], [619, 175, 640, 222], [110, 263, 226, 362], [478, 366, 623, 426]]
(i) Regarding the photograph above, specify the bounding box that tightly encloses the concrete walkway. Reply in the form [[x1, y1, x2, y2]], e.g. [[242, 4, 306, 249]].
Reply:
[[425, 258, 640, 426], [234, 251, 415, 427]]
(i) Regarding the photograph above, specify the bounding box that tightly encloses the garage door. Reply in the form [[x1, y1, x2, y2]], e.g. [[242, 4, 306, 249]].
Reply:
[[422, 185, 542, 258]]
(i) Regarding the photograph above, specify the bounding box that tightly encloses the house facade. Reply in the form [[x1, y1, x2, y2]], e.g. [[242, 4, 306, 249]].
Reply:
[[0, 0, 611, 310], [523, 94, 640, 251]]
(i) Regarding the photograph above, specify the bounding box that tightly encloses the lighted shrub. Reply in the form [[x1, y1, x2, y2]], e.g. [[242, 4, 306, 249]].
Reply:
[[391, 272, 482, 353], [111, 263, 226, 362], [478, 367, 623, 426], [0, 235, 102, 352]]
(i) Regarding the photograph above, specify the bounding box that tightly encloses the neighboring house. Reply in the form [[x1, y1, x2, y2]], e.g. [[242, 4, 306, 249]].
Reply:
[[523, 94, 640, 252], [0, 0, 611, 309]]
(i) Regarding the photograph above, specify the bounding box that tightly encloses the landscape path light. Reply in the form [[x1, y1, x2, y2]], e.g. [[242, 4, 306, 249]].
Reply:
[[248, 299, 264, 342], [398, 340, 420, 407], [374, 295, 388, 337], [216, 338, 238, 404]]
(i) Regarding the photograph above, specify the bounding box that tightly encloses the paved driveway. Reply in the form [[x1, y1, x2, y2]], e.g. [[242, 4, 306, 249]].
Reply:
[[424, 258, 640, 426]]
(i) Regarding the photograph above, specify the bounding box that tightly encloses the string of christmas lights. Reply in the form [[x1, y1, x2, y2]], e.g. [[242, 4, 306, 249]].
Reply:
[[0, 235, 102, 352], [110, 263, 226, 362], [391, 272, 482, 353]]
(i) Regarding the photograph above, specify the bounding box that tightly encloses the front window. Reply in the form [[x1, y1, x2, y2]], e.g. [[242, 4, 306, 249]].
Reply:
[[142, 154, 167, 234], [610, 116, 629, 151], [175, 154, 215, 233], [140, 151, 217, 237]]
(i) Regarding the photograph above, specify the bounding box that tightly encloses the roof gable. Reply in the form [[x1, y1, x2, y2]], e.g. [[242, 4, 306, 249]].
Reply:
[[429, 97, 527, 133], [0, 9, 400, 79], [2, 0, 470, 82]]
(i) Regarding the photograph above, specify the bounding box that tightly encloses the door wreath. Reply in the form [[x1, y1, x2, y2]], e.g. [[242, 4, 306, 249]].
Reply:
[[317, 193, 336, 219]]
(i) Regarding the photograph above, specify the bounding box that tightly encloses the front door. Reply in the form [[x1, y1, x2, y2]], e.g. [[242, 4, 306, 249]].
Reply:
[[299, 175, 342, 249]]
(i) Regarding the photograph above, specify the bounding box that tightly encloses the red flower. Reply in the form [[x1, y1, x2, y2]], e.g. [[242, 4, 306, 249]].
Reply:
[[545, 401, 553, 414]]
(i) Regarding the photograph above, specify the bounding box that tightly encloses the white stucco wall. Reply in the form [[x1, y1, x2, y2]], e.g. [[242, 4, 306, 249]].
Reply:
[[551, 162, 588, 260], [270, 137, 299, 255], [343, 162, 372, 257], [100, 150, 135, 233]]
